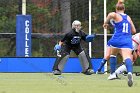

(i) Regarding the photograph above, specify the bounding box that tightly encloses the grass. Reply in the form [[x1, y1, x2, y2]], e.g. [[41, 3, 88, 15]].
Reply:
[[133, 66, 140, 72], [0, 73, 140, 93]]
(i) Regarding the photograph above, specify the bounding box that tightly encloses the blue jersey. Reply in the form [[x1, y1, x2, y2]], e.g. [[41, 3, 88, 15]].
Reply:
[[108, 13, 132, 49]]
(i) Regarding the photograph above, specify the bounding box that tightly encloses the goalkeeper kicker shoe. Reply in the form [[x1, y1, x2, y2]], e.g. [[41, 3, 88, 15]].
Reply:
[[83, 69, 94, 75], [53, 70, 61, 75]]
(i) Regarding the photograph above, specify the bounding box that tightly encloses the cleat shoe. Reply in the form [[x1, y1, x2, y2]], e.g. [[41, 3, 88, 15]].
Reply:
[[108, 73, 120, 80], [122, 71, 128, 76], [96, 71, 104, 74], [83, 69, 94, 75], [96, 71, 99, 74], [53, 70, 61, 75], [127, 73, 133, 87]]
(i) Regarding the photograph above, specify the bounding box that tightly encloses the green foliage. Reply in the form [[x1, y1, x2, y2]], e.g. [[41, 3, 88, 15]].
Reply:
[[0, 1, 17, 33], [0, 0, 140, 58], [27, 3, 61, 33]]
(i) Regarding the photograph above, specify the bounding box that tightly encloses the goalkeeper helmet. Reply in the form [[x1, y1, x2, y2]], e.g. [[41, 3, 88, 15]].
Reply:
[[72, 20, 81, 32]]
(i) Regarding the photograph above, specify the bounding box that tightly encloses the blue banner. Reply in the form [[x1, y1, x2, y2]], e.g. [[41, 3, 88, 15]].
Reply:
[[0, 58, 103, 72], [16, 15, 32, 57]]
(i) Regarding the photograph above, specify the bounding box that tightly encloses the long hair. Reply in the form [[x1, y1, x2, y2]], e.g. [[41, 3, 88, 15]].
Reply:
[[116, 2, 125, 11]]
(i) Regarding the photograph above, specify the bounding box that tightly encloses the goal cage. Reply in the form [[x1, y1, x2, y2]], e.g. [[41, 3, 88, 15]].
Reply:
[[0, 0, 140, 74]]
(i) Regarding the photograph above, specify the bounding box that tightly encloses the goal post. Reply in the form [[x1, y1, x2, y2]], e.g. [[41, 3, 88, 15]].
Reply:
[[16, 0, 32, 57], [104, 0, 107, 73], [88, 0, 92, 57]]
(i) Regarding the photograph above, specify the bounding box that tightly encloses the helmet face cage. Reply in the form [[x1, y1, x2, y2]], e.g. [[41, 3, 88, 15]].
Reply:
[[72, 20, 81, 32]]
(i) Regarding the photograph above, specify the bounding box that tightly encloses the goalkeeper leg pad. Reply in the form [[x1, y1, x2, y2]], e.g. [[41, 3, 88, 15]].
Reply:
[[78, 51, 94, 75], [53, 54, 70, 73]]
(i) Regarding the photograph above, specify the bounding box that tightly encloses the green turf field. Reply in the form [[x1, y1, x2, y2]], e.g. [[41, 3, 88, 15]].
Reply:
[[0, 73, 140, 93]]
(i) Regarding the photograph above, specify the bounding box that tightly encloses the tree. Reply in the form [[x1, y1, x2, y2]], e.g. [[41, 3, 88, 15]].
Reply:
[[60, 0, 71, 33]]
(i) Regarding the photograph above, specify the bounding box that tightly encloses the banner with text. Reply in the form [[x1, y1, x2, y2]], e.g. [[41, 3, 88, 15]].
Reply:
[[16, 15, 32, 57]]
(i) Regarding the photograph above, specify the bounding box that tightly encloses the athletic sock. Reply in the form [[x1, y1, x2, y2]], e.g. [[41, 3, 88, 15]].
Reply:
[[125, 58, 133, 73], [110, 55, 117, 74], [98, 58, 107, 72]]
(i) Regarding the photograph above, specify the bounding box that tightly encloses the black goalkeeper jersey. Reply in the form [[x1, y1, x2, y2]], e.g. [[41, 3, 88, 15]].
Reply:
[[61, 29, 87, 47]]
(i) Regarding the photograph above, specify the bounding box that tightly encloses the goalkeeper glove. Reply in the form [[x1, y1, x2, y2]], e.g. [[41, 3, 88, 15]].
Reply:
[[54, 44, 61, 51], [85, 34, 96, 42]]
